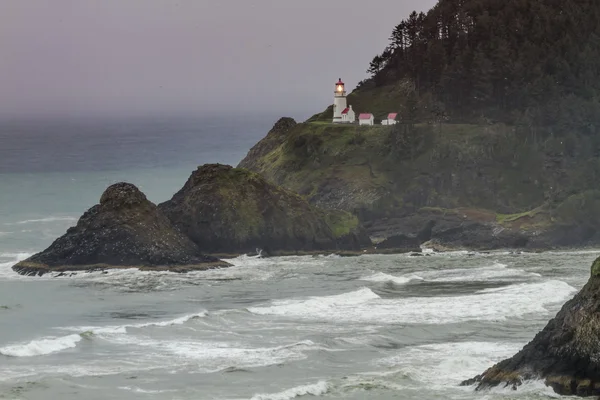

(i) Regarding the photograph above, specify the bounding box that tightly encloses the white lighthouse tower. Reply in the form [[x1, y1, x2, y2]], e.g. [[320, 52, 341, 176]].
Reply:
[[332, 78, 347, 123]]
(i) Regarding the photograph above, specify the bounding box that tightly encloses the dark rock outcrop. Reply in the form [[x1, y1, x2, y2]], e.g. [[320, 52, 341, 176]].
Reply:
[[377, 220, 435, 252], [159, 164, 371, 255], [13, 183, 228, 276], [463, 257, 600, 396]]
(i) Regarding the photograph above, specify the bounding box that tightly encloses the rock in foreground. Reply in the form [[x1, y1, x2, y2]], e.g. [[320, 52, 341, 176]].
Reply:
[[463, 257, 600, 396], [13, 183, 228, 276], [159, 164, 371, 255]]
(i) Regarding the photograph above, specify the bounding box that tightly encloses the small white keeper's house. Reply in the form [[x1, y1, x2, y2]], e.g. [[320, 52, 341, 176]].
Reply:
[[341, 106, 356, 123], [381, 113, 399, 125], [359, 113, 374, 126]]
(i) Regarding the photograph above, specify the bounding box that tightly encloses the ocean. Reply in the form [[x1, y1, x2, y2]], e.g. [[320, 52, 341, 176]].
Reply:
[[0, 116, 596, 400]]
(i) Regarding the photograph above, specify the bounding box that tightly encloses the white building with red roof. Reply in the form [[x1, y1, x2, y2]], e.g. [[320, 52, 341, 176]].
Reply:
[[341, 105, 356, 123], [359, 113, 374, 126], [381, 113, 399, 125]]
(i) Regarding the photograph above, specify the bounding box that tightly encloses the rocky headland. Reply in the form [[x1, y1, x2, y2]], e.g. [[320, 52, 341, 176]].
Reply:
[[13, 183, 229, 276], [158, 164, 371, 256], [238, 117, 600, 251], [463, 257, 600, 396]]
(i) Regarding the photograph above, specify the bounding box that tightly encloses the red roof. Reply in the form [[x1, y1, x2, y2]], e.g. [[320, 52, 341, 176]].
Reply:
[[359, 113, 373, 120], [336, 78, 345, 86], [387, 113, 398, 120], [341, 107, 350, 115]]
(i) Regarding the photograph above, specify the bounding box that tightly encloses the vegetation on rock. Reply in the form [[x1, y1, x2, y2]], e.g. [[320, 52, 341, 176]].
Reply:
[[361, 0, 600, 133], [159, 164, 371, 256], [239, 116, 600, 248]]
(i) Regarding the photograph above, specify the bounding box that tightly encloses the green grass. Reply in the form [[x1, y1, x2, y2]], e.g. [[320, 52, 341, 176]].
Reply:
[[496, 210, 539, 224], [323, 211, 360, 238], [592, 257, 600, 277]]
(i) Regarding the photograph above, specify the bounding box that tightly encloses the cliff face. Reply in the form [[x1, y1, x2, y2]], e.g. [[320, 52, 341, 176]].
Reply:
[[463, 257, 600, 396], [13, 183, 228, 276], [239, 118, 600, 249], [158, 164, 371, 255]]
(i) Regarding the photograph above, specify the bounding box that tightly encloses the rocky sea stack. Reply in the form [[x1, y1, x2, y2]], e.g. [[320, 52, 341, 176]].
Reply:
[[13, 183, 228, 276], [159, 164, 371, 255], [463, 257, 600, 396]]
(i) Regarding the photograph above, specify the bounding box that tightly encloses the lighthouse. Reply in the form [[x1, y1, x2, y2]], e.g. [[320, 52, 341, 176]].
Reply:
[[332, 78, 348, 123]]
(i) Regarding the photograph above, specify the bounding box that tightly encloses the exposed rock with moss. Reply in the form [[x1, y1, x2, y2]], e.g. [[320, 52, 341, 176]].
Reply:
[[158, 164, 371, 255], [463, 257, 600, 396], [13, 183, 228, 276]]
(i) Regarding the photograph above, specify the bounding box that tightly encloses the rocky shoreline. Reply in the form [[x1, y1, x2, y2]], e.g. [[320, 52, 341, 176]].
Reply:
[[463, 257, 600, 396]]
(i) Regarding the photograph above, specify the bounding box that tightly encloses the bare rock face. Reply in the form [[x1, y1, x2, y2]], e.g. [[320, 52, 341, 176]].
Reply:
[[159, 164, 371, 255], [463, 257, 600, 396], [13, 183, 228, 276]]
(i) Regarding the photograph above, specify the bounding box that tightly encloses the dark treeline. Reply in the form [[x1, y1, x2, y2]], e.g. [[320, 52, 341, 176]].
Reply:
[[364, 0, 600, 137]]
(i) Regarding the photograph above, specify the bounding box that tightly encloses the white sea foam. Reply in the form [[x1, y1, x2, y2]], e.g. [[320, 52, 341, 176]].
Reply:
[[118, 386, 175, 394], [248, 288, 380, 318], [248, 280, 576, 324], [0, 252, 34, 280], [361, 272, 424, 285], [362, 263, 541, 287], [250, 380, 329, 400], [0, 334, 82, 357], [378, 341, 521, 386], [5, 216, 77, 225], [425, 262, 542, 282], [104, 335, 314, 372]]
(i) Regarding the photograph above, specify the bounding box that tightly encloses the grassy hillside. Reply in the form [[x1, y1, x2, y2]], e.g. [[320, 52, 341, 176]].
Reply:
[[239, 118, 600, 235]]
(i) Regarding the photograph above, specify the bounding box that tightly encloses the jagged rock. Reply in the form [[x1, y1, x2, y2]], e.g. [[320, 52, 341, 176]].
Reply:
[[13, 183, 228, 276], [158, 164, 371, 255], [463, 257, 600, 396]]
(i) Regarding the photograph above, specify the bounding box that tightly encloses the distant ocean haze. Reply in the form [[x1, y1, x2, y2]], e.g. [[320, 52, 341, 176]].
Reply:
[[0, 115, 275, 255]]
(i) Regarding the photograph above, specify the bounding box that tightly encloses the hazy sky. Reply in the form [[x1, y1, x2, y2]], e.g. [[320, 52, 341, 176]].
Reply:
[[1, 1, 437, 119]]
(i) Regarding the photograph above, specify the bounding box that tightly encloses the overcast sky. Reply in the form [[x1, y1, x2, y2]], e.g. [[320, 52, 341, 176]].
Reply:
[[1, 0, 437, 120]]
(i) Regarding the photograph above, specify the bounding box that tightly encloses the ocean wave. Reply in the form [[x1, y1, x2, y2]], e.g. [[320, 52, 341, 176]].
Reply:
[[360, 272, 424, 285], [248, 288, 380, 317], [425, 262, 542, 283], [0, 334, 82, 357], [361, 263, 541, 287], [247, 280, 576, 324], [63, 311, 208, 335], [5, 216, 77, 226], [101, 335, 314, 372], [250, 380, 329, 400]]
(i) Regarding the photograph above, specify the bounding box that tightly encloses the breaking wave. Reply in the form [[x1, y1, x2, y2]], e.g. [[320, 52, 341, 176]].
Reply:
[[248, 281, 576, 324], [64, 311, 208, 335], [0, 334, 82, 357], [250, 380, 329, 400], [361, 272, 424, 285]]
